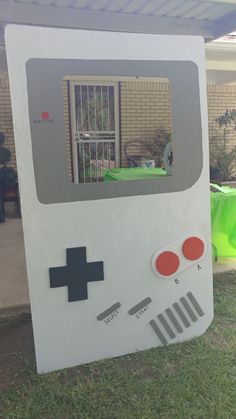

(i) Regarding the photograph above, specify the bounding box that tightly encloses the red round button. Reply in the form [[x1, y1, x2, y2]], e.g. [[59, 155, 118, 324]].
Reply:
[[182, 236, 204, 261], [41, 111, 49, 120], [155, 251, 180, 276]]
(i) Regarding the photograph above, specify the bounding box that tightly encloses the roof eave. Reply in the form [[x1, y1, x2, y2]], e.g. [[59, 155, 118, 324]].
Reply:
[[0, 1, 216, 40]]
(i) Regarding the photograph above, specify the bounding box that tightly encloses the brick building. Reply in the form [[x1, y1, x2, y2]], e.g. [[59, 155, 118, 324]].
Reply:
[[1, 70, 236, 179], [1, 3, 236, 181]]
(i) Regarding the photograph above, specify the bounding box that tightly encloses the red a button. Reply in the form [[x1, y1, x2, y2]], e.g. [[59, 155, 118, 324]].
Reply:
[[182, 236, 204, 261]]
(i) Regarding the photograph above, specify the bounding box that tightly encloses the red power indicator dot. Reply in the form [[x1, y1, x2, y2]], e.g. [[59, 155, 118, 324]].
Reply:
[[155, 251, 180, 276], [41, 112, 49, 120], [182, 236, 204, 261]]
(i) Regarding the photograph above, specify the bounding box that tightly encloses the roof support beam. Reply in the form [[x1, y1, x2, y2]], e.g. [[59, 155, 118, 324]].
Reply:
[[0, 0, 215, 39], [213, 10, 236, 39], [206, 60, 236, 70], [207, 69, 236, 84]]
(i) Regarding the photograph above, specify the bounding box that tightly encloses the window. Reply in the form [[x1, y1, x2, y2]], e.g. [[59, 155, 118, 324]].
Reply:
[[70, 82, 119, 183], [66, 77, 173, 184]]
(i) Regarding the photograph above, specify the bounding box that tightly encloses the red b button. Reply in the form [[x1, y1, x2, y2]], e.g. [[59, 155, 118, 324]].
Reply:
[[182, 236, 204, 261], [155, 251, 180, 276]]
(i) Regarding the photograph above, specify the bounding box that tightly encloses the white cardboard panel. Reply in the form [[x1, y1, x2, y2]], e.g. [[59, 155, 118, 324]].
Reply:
[[5, 25, 213, 373]]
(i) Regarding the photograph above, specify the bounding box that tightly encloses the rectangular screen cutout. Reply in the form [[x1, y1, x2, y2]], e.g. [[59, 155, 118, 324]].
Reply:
[[64, 77, 173, 184]]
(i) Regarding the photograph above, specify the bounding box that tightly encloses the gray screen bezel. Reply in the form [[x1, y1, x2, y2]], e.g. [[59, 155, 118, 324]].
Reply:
[[26, 59, 203, 204]]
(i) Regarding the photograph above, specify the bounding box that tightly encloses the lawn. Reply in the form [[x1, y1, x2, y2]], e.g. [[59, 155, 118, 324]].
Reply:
[[0, 271, 236, 419]]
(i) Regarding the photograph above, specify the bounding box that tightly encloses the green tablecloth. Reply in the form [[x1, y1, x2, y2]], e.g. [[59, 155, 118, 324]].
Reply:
[[104, 167, 166, 181], [211, 184, 236, 258]]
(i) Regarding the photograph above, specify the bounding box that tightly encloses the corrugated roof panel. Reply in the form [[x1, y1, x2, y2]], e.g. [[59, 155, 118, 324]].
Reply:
[[195, 3, 236, 20], [137, 0, 167, 15], [152, 0, 186, 16], [11, 0, 236, 19], [55, 0, 73, 6], [37, 0, 54, 4], [17, 0, 34, 3], [2, 0, 236, 40], [122, 0, 152, 13], [167, 1, 197, 17], [105, 0, 132, 12], [180, 2, 213, 19], [67, 0, 92, 8], [89, 0, 110, 10]]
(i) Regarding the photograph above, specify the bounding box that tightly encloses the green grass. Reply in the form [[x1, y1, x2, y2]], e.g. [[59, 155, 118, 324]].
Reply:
[[1, 272, 236, 419]]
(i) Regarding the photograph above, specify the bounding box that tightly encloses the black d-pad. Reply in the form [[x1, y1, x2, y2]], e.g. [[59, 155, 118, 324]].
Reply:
[[49, 247, 104, 302]]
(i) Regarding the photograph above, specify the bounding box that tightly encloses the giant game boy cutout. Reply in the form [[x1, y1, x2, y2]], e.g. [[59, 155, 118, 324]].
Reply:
[[6, 25, 213, 373]]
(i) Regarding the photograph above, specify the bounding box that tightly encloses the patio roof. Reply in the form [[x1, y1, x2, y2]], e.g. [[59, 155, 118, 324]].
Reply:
[[1, 0, 236, 42]]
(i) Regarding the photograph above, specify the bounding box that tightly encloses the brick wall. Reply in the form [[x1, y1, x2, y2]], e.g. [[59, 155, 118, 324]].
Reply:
[[2, 71, 236, 177], [120, 80, 172, 167], [120, 83, 236, 161], [207, 84, 236, 148], [0, 74, 16, 169]]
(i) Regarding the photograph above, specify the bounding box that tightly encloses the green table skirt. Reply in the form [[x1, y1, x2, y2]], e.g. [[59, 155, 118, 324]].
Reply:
[[211, 184, 236, 258], [104, 167, 167, 181]]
